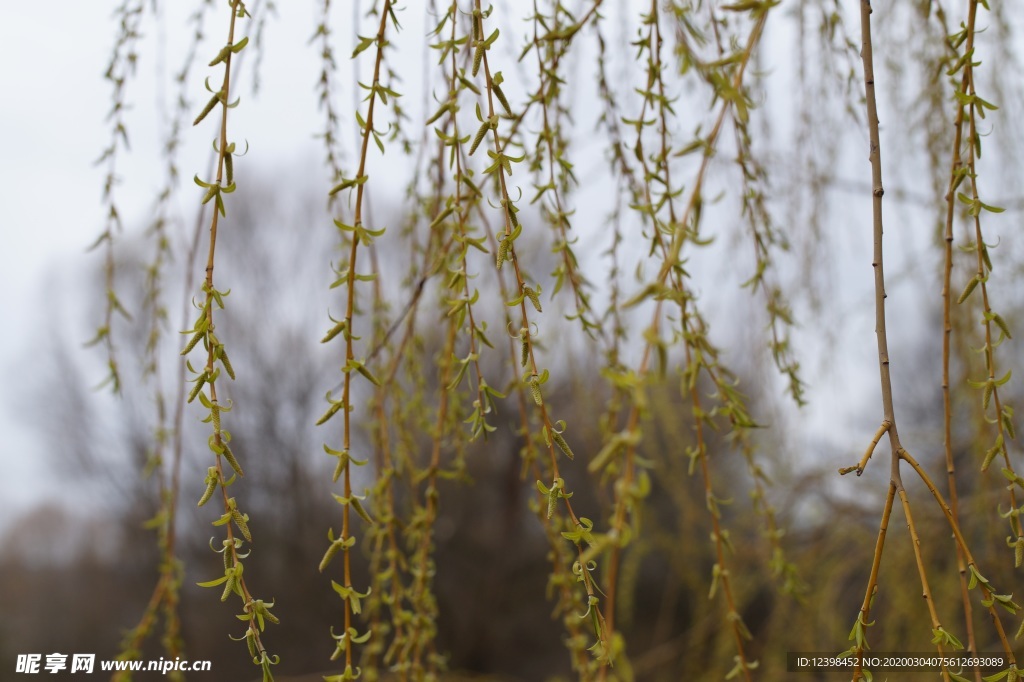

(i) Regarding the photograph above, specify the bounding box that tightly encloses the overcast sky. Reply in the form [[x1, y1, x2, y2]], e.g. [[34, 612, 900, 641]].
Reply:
[[0, 2, 336, 522], [4, 1, 1016, 535], [0, 0, 880, 526], [0, 1, 615, 524], [1, 4, 114, 517]]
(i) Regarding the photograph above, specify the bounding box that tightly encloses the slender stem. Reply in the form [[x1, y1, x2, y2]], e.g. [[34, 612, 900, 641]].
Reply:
[[941, 0, 981, 673], [957, 0, 1022, 540], [685, 321, 751, 682], [840, 420, 890, 476], [850, 6, 963, 679], [336, 2, 391, 673], [899, 449, 1017, 664], [406, 320, 457, 673], [851, 483, 895, 682], [476, 0, 589, 566], [895, 489, 951, 681], [858, 0, 905, 491], [194, 0, 274, 666], [529, 0, 597, 335], [850, 9, 903, 678]]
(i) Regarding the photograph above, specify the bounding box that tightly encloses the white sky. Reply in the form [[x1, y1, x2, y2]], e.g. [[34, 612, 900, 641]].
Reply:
[[2, 1, 1017, 535], [0, 2, 333, 522], [1, 5, 113, 516]]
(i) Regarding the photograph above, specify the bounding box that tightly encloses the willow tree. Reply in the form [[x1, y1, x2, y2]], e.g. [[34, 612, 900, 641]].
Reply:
[[92, 1, 1024, 680]]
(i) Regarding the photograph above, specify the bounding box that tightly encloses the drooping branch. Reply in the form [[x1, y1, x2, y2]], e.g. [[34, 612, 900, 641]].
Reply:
[[858, 0, 904, 491]]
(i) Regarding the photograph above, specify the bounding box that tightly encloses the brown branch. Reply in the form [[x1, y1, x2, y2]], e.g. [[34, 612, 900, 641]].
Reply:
[[858, 0, 905, 492], [941, 0, 982, 674], [851, 483, 895, 682], [327, 2, 392, 674], [895, 488, 951, 679], [839, 420, 890, 476], [684, 320, 753, 682], [201, 0, 274, 663], [959, 0, 1022, 539], [898, 449, 1017, 664]]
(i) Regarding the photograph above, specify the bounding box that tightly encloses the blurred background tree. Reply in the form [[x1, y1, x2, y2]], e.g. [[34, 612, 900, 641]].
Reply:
[[5, 1, 1024, 681]]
